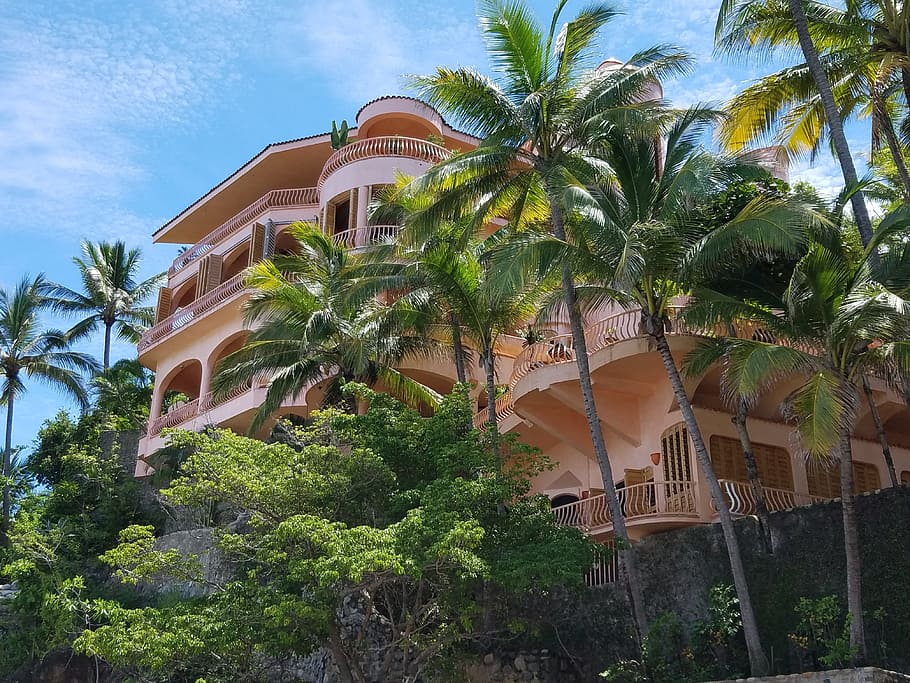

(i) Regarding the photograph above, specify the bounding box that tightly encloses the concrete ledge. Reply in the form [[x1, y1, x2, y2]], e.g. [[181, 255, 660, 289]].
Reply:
[[714, 666, 910, 683]]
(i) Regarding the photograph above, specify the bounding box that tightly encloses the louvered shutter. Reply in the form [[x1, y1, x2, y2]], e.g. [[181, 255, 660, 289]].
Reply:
[[249, 223, 266, 266], [854, 462, 881, 493], [195, 259, 209, 298], [349, 189, 358, 230], [808, 460, 881, 498], [201, 254, 222, 293], [155, 287, 172, 323], [324, 203, 336, 235], [709, 435, 793, 490]]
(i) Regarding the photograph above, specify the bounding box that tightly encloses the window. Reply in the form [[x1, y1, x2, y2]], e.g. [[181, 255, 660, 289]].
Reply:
[[806, 460, 881, 499], [661, 423, 692, 483], [709, 435, 793, 491]]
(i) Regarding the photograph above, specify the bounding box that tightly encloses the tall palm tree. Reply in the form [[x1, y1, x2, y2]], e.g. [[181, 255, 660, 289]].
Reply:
[[0, 275, 97, 534], [716, 0, 878, 247], [502, 106, 818, 674], [211, 223, 443, 433], [47, 240, 164, 369], [366, 226, 550, 450], [367, 181, 476, 387], [406, 0, 691, 640], [716, 0, 910, 197], [686, 217, 910, 663], [92, 358, 154, 431]]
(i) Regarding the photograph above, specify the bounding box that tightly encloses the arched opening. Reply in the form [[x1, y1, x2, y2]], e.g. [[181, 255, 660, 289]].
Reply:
[[221, 243, 250, 283], [158, 360, 203, 416], [172, 277, 197, 311], [273, 228, 299, 257], [550, 494, 579, 508], [208, 332, 250, 389]]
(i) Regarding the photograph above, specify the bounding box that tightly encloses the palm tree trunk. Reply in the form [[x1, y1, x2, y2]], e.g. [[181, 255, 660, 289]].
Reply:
[[733, 401, 772, 541], [839, 428, 867, 662], [484, 347, 499, 456], [103, 320, 113, 370], [786, 0, 875, 249], [450, 312, 467, 384], [902, 68, 910, 118], [862, 376, 898, 488], [873, 95, 910, 199], [548, 197, 649, 641], [651, 324, 770, 676], [2, 394, 14, 539]]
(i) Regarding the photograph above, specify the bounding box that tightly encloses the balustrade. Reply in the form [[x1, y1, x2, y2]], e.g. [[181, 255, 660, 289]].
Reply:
[[139, 273, 247, 352], [552, 480, 698, 532], [317, 136, 450, 191], [168, 188, 318, 275], [330, 224, 401, 249], [148, 398, 200, 437], [715, 479, 824, 516]]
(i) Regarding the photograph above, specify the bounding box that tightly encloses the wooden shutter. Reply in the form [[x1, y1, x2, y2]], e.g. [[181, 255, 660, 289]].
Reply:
[[709, 435, 742, 481], [349, 189, 358, 230], [709, 435, 793, 490], [199, 254, 222, 294], [264, 219, 276, 258], [195, 258, 209, 298], [154, 287, 172, 323], [807, 460, 880, 498], [661, 423, 692, 482], [324, 203, 336, 235], [853, 462, 881, 493], [249, 223, 266, 266], [807, 462, 839, 499], [624, 467, 654, 486]]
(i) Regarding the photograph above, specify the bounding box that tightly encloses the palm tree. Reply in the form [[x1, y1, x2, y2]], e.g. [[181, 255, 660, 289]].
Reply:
[[369, 229, 550, 450], [716, 0, 878, 247], [92, 358, 154, 431], [211, 223, 443, 433], [47, 240, 164, 369], [503, 105, 819, 673], [0, 275, 97, 534], [686, 218, 910, 663], [367, 181, 476, 387], [406, 0, 691, 640]]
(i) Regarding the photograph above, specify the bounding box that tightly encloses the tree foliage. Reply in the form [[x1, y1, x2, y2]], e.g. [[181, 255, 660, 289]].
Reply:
[[66, 386, 593, 683]]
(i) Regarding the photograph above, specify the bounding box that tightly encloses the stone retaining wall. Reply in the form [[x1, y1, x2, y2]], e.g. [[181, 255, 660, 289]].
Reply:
[[714, 666, 910, 683]]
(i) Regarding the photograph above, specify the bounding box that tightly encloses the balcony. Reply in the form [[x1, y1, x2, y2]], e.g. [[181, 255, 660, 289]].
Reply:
[[715, 479, 828, 516], [139, 273, 247, 353], [148, 398, 200, 437], [316, 136, 450, 193], [552, 480, 700, 535], [331, 224, 401, 249], [168, 187, 319, 276]]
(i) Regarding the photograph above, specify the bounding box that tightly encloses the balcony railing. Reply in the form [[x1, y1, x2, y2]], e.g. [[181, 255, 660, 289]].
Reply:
[[331, 224, 400, 249], [715, 479, 828, 516], [169, 187, 319, 276], [473, 390, 515, 430], [317, 136, 450, 191], [139, 273, 247, 352], [586, 539, 618, 587], [552, 480, 698, 532], [148, 398, 200, 437]]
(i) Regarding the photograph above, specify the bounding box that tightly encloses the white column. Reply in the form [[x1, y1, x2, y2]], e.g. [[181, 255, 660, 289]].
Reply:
[[355, 185, 369, 246]]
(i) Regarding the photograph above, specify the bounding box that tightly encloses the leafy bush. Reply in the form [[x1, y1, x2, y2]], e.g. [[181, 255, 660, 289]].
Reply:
[[789, 595, 856, 669]]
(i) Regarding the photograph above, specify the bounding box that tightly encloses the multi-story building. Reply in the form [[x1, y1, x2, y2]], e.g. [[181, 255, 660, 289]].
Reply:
[[136, 95, 910, 569]]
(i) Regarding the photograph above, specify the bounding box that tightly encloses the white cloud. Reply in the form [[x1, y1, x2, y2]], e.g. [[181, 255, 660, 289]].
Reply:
[[272, 0, 486, 103], [0, 2, 256, 240]]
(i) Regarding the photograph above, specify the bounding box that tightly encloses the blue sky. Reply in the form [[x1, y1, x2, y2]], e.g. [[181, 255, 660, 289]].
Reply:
[[0, 0, 863, 449]]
